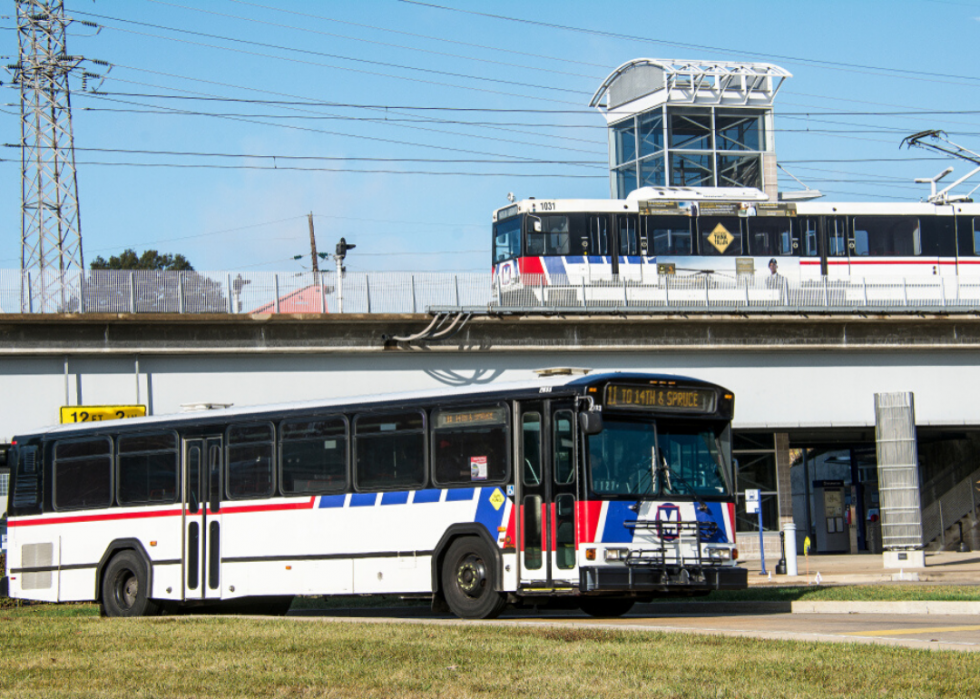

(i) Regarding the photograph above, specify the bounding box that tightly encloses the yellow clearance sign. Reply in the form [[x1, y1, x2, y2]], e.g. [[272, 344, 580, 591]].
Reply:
[[60, 405, 147, 424]]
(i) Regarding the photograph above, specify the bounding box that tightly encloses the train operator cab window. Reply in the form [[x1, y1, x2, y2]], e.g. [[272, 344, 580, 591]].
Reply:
[[493, 216, 521, 263], [748, 218, 793, 257], [852, 217, 920, 257], [526, 214, 609, 257], [698, 216, 742, 256], [643, 216, 693, 256]]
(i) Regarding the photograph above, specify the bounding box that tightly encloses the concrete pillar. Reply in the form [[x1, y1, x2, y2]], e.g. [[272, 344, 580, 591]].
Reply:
[[775, 432, 793, 530]]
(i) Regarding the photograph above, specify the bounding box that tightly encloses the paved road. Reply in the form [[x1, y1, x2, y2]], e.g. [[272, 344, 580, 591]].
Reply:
[[289, 605, 980, 652]]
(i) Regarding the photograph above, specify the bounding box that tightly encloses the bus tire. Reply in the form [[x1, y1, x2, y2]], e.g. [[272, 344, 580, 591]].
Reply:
[[441, 537, 507, 620], [579, 598, 635, 618], [100, 550, 160, 618]]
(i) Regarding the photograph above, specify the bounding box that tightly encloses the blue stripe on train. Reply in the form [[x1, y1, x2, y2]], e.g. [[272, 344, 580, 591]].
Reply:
[[542, 257, 567, 278], [601, 500, 636, 543]]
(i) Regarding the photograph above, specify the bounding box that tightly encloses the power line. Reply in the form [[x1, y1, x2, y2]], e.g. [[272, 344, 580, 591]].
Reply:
[[400, 0, 980, 87]]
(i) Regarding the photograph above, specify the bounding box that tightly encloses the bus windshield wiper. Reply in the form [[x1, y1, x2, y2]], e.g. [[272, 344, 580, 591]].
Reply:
[[659, 452, 709, 513]]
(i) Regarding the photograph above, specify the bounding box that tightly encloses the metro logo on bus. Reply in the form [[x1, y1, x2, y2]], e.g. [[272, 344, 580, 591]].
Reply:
[[656, 503, 681, 541]]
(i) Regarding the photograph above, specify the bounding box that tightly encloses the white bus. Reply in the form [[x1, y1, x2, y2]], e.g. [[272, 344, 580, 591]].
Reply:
[[2, 371, 745, 619]]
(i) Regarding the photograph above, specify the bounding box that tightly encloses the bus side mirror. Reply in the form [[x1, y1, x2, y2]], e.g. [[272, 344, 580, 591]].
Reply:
[[579, 412, 603, 435]]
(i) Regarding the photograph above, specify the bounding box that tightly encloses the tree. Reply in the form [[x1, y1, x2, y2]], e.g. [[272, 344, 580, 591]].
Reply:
[[90, 249, 194, 271]]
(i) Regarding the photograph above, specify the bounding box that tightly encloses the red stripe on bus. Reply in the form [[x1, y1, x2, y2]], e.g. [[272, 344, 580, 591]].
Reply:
[[8, 508, 183, 527], [575, 500, 603, 545], [221, 497, 316, 515]]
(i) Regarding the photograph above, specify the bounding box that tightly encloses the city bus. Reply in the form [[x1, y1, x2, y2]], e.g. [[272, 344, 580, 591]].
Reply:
[[2, 371, 744, 619], [492, 187, 980, 289]]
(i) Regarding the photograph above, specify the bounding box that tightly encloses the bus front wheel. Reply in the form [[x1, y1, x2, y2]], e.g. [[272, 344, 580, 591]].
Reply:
[[441, 538, 507, 620], [100, 550, 160, 618]]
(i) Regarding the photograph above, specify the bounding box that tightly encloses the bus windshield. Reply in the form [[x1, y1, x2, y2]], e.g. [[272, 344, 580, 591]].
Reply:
[[588, 419, 730, 497]]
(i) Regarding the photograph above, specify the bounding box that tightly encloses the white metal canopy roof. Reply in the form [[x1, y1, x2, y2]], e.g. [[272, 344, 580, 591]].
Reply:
[[590, 58, 792, 112]]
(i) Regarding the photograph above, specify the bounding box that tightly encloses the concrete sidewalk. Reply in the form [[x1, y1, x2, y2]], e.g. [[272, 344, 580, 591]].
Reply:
[[742, 551, 980, 586]]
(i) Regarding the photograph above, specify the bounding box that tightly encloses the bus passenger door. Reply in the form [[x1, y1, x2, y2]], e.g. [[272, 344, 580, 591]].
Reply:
[[182, 437, 223, 602], [518, 401, 578, 591]]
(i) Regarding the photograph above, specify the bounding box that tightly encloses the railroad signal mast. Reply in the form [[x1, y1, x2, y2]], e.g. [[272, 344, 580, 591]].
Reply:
[[9, 0, 87, 311]]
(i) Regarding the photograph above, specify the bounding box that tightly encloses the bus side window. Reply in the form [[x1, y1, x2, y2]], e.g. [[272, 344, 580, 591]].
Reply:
[[227, 423, 275, 500], [117, 432, 179, 506], [54, 437, 113, 511], [280, 416, 348, 495], [354, 411, 426, 491], [10, 446, 41, 515], [432, 405, 509, 486]]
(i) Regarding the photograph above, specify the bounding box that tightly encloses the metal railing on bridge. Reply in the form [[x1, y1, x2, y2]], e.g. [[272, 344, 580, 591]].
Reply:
[[4, 269, 980, 315]]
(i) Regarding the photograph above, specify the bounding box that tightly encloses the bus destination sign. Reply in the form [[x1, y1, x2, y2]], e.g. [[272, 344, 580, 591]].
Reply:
[[60, 405, 147, 424], [435, 406, 507, 429], [605, 385, 715, 413]]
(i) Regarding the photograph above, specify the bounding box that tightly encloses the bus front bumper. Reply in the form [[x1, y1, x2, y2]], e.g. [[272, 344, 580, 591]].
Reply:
[[580, 565, 748, 592]]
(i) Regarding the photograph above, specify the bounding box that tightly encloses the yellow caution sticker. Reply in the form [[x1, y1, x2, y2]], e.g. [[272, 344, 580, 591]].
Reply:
[[707, 223, 734, 253], [489, 488, 506, 511]]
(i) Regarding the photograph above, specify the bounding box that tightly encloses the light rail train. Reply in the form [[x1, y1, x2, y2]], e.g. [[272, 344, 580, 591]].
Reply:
[[492, 187, 980, 288]]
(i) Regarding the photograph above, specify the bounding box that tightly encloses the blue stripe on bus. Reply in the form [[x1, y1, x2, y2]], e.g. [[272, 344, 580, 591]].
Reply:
[[473, 487, 506, 535], [696, 502, 729, 543], [601, 501, 637, 543], [318, 494, 347, 509], [445, 488, 475, 502], [412, 489, 442, 504], [350, 493, 378, 507], [380, 491, 409, 506]]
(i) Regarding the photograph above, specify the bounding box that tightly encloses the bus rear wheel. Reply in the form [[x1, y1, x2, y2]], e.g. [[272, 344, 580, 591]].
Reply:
[[579, 598, 635, 618], [100, 550, 160, 618], [441, 538, 507, 620]]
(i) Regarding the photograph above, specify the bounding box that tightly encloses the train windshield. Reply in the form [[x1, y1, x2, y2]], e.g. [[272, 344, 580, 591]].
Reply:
[[493, 216, 522, 263], [588, 419, 730, 497]]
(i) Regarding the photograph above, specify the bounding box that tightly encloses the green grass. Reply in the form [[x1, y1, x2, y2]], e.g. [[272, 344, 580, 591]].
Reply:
[[0, 615, 977, 698], [701, 584, 980, 603]]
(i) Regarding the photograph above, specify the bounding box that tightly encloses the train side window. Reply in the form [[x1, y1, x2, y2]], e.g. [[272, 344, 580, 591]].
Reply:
[[974, 218, 980, 255], [618, 215, 639, 256], [54, 437, 113, 511], [584, 215, 609, 256], [698, 216, 742, 256], [748, 218, 793, 256], [526, 215, 570, 256], [827, 218, 847, 257], [800, 218, 819, 256], [645, 216, 693, 255], [853, 217, 920, 257], [227, 422, 275, 499], [919, 217, 955, 257]]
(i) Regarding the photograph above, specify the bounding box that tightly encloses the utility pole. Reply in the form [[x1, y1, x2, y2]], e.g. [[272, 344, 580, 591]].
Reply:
[[307, 212, 319, 273], [8, 1, 95, 311], [334, 237, 355, 314]]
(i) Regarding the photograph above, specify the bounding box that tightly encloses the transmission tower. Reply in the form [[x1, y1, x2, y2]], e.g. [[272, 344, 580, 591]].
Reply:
[[9, 0, 86, 311]]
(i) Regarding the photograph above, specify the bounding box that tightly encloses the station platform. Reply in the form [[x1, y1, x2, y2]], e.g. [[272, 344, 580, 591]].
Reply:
[[743, 551, 980, 586]]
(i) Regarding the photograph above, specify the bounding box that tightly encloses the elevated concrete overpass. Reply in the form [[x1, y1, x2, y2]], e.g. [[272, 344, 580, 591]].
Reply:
[[3, 310, 979, 558]]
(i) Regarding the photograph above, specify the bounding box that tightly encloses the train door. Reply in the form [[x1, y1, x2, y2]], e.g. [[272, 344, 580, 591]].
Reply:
[[798, 217, 822, 281], [518, 401, 578, 591], [921, 215, 957, 279], [824, 216, 851, 280], [182, 437, 223, 602], [956, 216, 980, 277], [586, 214, 613, 281]]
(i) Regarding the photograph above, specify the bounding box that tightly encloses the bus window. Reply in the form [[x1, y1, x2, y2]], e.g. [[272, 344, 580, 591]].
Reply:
[[853, 217, 920, 256], [555, 493, 576, 570], [432, 405, 509, 486], [588, 420, 657, 496], [355, 411, 426, 491], [748, 218, 793, 256], [645, 216, 693, 255], [54, 437, 112, 511], [493, 216, 521, 263], [522, 412, 542, 486], [553, 410, 574, 485], [698, 217, 742, 256], [227, 423, 275, 499], [10, 446, 40, 514], [280, 416, 348, 495], [117, 432, 178, 506], [656, 427, 730, 496]]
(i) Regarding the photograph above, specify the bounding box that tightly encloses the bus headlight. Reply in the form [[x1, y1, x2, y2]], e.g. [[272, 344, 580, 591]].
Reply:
[[604, 547, 629, 562], [706, 547, 733, 561]]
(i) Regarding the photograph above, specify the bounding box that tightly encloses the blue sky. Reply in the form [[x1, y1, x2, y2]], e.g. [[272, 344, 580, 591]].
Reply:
[[2, 0, 979, 273]]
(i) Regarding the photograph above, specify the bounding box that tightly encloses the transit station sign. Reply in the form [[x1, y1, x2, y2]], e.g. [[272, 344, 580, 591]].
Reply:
[[60, 405, 147, 424]]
